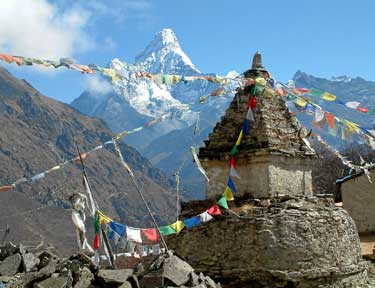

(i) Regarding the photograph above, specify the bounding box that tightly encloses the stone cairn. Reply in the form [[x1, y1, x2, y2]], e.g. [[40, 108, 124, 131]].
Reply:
[[167, 53, 373, 288], [0, 241, 222, 288]]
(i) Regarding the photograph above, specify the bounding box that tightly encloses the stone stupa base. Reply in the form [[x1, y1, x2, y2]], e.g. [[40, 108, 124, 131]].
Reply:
[[167, 197, 370, 288]]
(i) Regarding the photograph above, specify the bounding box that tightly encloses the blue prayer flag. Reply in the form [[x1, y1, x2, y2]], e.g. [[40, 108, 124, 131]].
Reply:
[[183, 216, 201, 229], [227, 176, 237, 193], [243, 119, 249, 135], [110, 221, 126, 238]]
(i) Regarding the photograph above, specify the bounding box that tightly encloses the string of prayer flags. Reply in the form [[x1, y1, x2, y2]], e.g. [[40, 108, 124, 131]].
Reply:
[[170, 220, 185, 234], [207, 204, 222, 216], [217, 196, 229, 209], [183, 216, 201, 229], [191, 146, 210, 182], [159, 225, 176, 236]]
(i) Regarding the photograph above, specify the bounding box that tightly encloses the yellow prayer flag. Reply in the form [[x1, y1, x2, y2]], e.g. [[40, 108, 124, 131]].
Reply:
[[255, 77, 267, 86], [294, 97, 307, 107], [235, 130, 244, 146], [170, 220, 185, 234], [344, 120, 359, 133], [263, 87, 276, 98], [321, 92, 336, 101], [97, 211, 112, 224], [223, 186, 234, 201]]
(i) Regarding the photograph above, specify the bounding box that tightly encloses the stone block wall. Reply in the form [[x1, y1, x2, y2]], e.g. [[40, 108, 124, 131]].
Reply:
[[203, 154, 313, 199], [342, 175, 375, 233]]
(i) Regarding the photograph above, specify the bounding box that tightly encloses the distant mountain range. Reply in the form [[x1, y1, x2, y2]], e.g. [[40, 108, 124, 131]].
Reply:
[[71, 29, 236, 199], [0, 67, 175, 255]]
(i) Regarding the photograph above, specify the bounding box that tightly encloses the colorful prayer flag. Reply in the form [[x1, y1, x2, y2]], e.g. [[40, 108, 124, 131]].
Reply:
[[199, 211, 213, 223], [321, 92, 336, 101], [230, 166, 241, 179], [207, 204, 222, 216], [325, 112, 335, 129], [142, 228, 159, 243], [217, 196, 229, 209], [357, 107, 369, 113], [235, 130, 243, 146], [158, 226, 176, 236], [246, 108, 255, 122], [184, 216, 201, 229], [227, 177, 237, 193], [345, 101, 361, 109], [294, 98, 307, 107], [126, 227, 142, 243], [309, 88, 324, 97], [230, 145, 238, 156], [223, 187, 234, 201], [170, 220, 185, 234], [0, 185, 13, 192], [248, 96, 257, 109], [243, 119, 249, 135], [109, 221, 126, 238]]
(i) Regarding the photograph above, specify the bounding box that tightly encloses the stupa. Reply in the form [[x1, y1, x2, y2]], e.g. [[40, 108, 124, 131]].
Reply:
[[167, 53, 370, 287]]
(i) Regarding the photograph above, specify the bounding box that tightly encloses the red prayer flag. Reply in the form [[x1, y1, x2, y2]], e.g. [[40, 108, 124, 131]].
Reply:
[[248, 96, 257, 109], [357, 107, 369, 113], [229, 157, 236, 167], [325, 112, 335, 129], [93, 234, 100, 250], [276, 88, 286, 97], [0, 185, 13, 192], [142, 228, 159, 243], [294, 88, 309, 94], [207, 204, 222, 216]]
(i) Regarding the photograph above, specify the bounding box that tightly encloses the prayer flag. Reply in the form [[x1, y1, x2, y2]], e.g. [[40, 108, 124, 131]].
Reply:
[[243, 119, 249, 135], [170, 220, 185, 234], [246, 108, 255, 122], [295, 88, 309, 94], [227, 177, 237, 193], [142, 228, 159, 243], [370, 109, 375, 116], [357, 107, 369, 113], [255, 77, 267, 86], [294, 98, 307, 107], [31, 172, 45, 182], [248, 96, 257, 109], [207, 204, 222, 216], [217, 196, 229, 209], [159, 226, 176, 236], [223, 187, 234, 201], [184, 216, 201, 229], [0, 185, 13, 192], [325, 112, 335, 129], [236, 130, 243, 146], [314, 109, 325, 123], [126, 227, 142, 243], [94, 213, 101, 250], [109, 221, 126, 238], [191, 146, 210, 182], [309, 88, 324, 97], [84, 175, 96, 218], [304, 103, 315, 115], [321, 92, 336, 101], [97, 211, 112, 224], [199, 211, 213, 223], [328, 125, 339, 137], [229, 157, 236, 167], [230, 166, 241, 179], [345, 101, 361, 109], [230, 145, 238, 156]]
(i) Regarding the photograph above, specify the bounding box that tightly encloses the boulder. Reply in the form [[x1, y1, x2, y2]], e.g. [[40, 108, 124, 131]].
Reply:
[[162, 254, 194, 286], [34, 274, 72, 288], [73, 267, 94, 288], [23, 253, 40, 272], [97, 269, 133, 285], [0, 253, 22, 276]]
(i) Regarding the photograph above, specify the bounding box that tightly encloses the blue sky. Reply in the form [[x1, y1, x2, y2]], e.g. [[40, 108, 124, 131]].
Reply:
[[1, 0, 375, 103]]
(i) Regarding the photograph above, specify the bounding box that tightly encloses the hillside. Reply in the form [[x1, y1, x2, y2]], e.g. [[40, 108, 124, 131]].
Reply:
[[0, 67, 175, 255]]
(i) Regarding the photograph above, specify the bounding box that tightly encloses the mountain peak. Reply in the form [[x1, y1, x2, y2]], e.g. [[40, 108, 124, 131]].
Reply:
[[135, 28, 199, 74]]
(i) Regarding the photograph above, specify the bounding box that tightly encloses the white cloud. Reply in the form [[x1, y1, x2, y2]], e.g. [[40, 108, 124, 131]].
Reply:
[[84, 75, 113, 95], [0, 0, 92, 60]]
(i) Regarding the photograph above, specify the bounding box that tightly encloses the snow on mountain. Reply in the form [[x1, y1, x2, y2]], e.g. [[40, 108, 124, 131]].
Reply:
[[71, 28, 236, 199]]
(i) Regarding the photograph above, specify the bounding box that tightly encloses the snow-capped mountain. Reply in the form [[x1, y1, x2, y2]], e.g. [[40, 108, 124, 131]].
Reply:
[[71, 28, 236, 199]]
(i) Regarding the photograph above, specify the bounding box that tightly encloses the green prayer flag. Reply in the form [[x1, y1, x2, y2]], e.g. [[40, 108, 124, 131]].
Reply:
[[230, 145, 238, 156], [217, 196, 229, 209], [159, 225, 176, 236], [370, 109, 375, 116], [309, 88, 324, 97]]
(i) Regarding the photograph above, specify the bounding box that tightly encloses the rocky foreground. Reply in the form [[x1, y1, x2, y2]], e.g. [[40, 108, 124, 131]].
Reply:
[[0, 242, 221, 288]]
